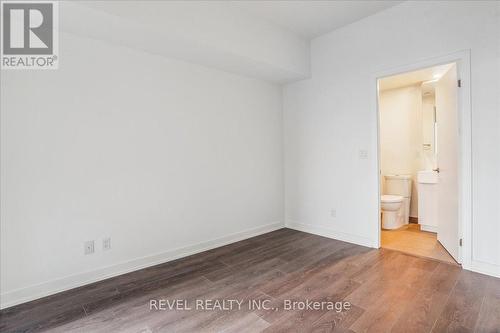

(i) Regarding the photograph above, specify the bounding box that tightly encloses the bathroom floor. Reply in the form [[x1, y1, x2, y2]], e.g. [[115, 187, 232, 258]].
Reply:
[[381, 224, 457, 264]]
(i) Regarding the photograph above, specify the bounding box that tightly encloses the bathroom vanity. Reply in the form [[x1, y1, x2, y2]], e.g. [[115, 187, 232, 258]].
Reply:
[[417, 170, 439, 232]]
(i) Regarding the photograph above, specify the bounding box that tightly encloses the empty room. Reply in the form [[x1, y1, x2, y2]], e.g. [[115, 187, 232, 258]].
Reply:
[[0, 1, 499, 332]]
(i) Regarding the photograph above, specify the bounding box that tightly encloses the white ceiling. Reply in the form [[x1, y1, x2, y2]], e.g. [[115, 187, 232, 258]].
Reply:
[[225, 1, 402, 39], [64, 1, 312, 83], [65, 1, 403, 83], [82, 1, 403, 41]]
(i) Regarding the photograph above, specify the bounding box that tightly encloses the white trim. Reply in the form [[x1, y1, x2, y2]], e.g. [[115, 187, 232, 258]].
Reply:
[[286, 220, 373, 248], [372, 50, 472, 268], [469, 260, 500, 279], [420, 225, 438, 233], [0, 221, 283, 309]]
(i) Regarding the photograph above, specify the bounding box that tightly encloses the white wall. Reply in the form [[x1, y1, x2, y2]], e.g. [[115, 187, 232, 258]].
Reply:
[[284, 1, 500, 276], [379, 85, 422, 217], [0, 32, 284, 308]]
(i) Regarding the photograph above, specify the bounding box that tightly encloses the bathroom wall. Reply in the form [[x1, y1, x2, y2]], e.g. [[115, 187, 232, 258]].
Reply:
[[379, 84, 422, 218]]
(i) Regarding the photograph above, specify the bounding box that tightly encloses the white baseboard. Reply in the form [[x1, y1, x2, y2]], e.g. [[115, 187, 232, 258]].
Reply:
[[0, 221, 284, 309], [286, 220, 375, 248], [466, 259, 500, 278], [420, 224, 437, 233]]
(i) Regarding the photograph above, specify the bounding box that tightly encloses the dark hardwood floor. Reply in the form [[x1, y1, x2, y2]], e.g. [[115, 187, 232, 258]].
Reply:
[[1, 228, 499, 332]]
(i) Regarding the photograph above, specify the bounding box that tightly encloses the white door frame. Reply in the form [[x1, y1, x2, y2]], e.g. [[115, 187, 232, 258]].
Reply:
[[372, 50, 471, 266]]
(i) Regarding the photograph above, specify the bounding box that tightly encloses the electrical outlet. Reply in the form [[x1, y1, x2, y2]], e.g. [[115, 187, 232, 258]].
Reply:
[[330, 209, 336, 218], [103, 237, 111, 251], [84, 240, 95, 255]]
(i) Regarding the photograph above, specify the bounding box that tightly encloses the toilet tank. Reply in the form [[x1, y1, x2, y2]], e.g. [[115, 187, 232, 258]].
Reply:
[[384, 175, 412, 197]]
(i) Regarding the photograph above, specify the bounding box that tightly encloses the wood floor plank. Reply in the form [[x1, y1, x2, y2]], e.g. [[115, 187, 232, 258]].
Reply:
[[474, 275, 500, 333], [311, 304, 364, 333], [2, 306, 86, 333], [262, 307, 329, 333], [345, 252, 415, 308], [1, 228, 499, 333], [276, 238, 355, 274], [348, 279, 417, 332], [48, 276, 215, 333], [257, 243, 364, 300], [220, 312, 270, 333], [390, 263, 461, 333], [216, 231, 312, 267], [431, 270, 490, 332], [258, 274, 361, 325]]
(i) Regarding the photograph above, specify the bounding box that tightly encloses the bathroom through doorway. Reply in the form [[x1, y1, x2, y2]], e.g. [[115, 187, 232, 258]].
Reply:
[[374, 53, 471, 265]]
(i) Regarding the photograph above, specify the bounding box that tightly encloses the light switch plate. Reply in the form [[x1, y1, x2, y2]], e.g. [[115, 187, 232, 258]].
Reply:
[[358, 149, 368, 159]]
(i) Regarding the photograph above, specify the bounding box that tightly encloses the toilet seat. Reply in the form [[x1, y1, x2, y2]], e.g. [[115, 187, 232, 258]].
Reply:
[[381, 194, 403, 203]]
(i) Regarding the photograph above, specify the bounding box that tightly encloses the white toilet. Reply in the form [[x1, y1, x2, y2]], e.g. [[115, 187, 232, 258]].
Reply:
[[381, 175, 412, 229]]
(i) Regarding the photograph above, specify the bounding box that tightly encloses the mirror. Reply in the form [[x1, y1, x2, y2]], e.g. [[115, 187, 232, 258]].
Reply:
[[421, 81, 437, 167]]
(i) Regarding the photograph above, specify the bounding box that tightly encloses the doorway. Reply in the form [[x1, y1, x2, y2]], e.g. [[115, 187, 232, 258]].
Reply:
[[374, 53, 471, 265]]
